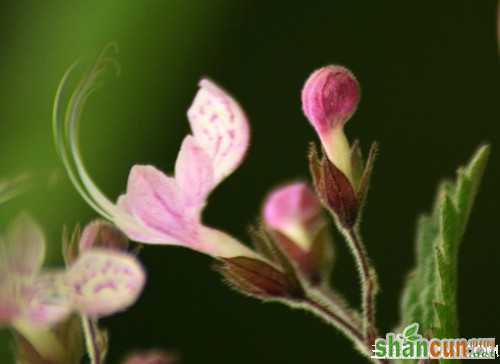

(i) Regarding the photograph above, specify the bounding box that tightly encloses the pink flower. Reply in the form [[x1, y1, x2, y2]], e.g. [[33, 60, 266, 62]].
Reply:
[[55, 72, 256, 259], [302, 65, 360, 181], [0, 214, 145, 328], [263, 182, 322, 250]]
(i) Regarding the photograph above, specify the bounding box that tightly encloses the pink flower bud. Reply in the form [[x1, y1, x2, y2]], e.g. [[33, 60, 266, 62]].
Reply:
[[302, 65, 360, 181], [79, 220, 129, 252], [301, 65, 360, 134], [263, 182, 322, 250]]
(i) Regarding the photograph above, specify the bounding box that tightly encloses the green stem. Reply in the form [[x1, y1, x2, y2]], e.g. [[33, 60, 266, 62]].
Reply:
[[14, 321, 68, 363], [81, 316, 101, 364]]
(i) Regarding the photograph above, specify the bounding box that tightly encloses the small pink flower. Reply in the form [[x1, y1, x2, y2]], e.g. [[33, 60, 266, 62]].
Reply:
[[302, 65, 360, 181], [0, 214, 145, 328], [263, 182, 322, 250], [57, 75, 256, 259]]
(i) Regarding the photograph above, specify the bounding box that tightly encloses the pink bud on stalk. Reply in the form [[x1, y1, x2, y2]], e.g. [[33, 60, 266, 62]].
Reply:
[[302, 65, 360, 181], [263, 182, 322, 251], [263, 182, 331, 283]]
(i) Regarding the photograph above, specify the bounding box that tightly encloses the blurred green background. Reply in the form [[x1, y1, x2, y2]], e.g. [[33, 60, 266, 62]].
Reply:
[[0, 0, 498, 363]]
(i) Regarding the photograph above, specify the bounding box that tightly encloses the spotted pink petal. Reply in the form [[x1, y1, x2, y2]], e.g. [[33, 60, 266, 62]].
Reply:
[[109, 79, 254, 259], [4, 214, 46, 276], [66, 249, 145, 317], [174, 135, 214, 215], [21, 272, 73, 325], [187, 79, 250, 185]]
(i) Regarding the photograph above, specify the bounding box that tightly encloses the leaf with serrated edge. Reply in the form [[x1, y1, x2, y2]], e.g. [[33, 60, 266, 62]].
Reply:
[[399, 145, 490, 356]]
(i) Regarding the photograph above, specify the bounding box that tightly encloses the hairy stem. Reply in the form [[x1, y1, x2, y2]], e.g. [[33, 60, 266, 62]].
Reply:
[[344, 227, 378, 344], [319, 285, 363, 330], [303, 291, 387, 364]]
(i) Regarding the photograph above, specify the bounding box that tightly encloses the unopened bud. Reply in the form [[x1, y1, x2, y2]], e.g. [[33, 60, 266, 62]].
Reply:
[[263, 182, 333, 284], [79, 220, 129, 252], [263, 182, 322, 250], [302, 65, 360, 181]]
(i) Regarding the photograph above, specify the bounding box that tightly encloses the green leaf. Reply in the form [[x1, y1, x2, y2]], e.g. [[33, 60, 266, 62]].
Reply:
[[403, 323, 419, 340], [399, 145, 490, 363]]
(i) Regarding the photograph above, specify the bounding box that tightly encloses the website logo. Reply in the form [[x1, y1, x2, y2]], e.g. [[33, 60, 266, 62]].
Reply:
[[372, 323, 498, 360]]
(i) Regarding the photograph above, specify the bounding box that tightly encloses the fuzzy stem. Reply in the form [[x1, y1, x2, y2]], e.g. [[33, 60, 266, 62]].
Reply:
[[343, 227, 378, 344], [81, 316, 101, 364], [304, 294, 364, 344], [302, 291, 387, 364], [318, 285, 363, 330]]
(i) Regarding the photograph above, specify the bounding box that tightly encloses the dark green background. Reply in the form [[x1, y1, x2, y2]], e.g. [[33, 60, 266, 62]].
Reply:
[[0, 1, 498, 363]]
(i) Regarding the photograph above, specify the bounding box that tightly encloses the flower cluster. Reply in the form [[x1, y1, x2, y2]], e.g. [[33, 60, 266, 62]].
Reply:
[[3, 49, 487, 364], [48, 56, 379, 362]]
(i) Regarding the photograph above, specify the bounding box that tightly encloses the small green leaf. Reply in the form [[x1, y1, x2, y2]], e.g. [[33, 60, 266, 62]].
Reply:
[[403, 322, 419, 339], [399, 145, 490, 361]]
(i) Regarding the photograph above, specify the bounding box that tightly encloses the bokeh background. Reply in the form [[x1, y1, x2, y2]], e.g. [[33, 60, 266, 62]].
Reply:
[[0, 0, 498, 363]]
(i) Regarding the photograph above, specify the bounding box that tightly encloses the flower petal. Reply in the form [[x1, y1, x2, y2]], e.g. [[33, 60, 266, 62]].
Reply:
[[21, 272, 72, 326], [115, 195, 170, 243], [66, 249, 145, 317], [175, 135, 214, 214], [187, 79, 250, 185], [125, 165, 195, 243], [5, 214, 46, 275]]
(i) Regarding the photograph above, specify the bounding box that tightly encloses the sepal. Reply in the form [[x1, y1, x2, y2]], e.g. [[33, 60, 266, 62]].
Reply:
[[356, 142, 378, 211], [309, 142, 378, 228], [263, 226, 333, 286], [309, 144, 358, 228], [213, 256, 304, 300]]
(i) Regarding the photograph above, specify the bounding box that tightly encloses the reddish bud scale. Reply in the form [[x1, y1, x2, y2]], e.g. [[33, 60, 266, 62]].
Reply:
[[309, 145, 359, 228]]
